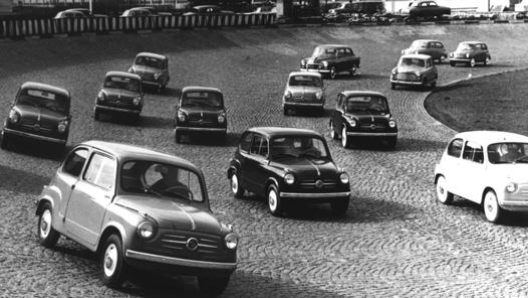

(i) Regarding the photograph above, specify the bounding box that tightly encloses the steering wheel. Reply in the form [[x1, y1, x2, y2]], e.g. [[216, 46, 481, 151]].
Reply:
[[163, 185, 193, 200]]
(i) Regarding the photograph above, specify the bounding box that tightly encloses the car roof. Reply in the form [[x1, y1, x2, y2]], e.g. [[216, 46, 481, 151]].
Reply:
[[339, 90, 386, 98], [182, 86, 222, 93], [247, 127, 323, 138], [412, 39, 440, 43], [316, 44, 351, 49], [459, 41, 486, 45], [105, 71, 141, 80], [288, 71, 322, 78], [136, 52, 167, 60], [194, 5, 220, 8], [20, 82, 70, 97], [400, 54, 431, 60], [128, 7, 151, 11], [453, 131, 528, 145]]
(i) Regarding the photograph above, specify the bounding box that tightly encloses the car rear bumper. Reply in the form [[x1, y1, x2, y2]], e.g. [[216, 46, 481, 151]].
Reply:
[[3, 128, 67, 144], [95, 105, 141, 114]]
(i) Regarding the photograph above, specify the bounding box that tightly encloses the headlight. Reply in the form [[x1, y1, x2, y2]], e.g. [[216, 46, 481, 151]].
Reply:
[[154, 72, 162, 79], [339, 172, 349, 184], [388, 120, 396, 128], [217, 113, 226, 124], [133, 96, 142, 106], [449, 53, 453, 57], [177, 111, 187, 123], [8, 110, 20, 124], [506, 182, 518, 193], [284, 90, 292, 99], [466, 53, 470, 58], [401, 50, 405, 55], [300, 60, 306, 66], [391, 68, 397, 75], [97, 91, 106, 102], [284, 173, 295, 185], [57, 120, 69, 133], [128, 67, 134, 73], [414, 71, 421, 77], [316, 91, 323, 100], [224, 233, 238, 250], [137, 221, 157, 240], [348, 119, 357, 128], [322, 61, 329, 68]]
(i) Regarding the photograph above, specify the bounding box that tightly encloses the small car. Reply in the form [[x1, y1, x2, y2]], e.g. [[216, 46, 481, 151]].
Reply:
[[94, 71, 144, 123], [282, 72, 325, 115], [1, 82, 71, 151], [60, 8, 108, 18], [329, 91, 397, 149], [327, 2, 355, 15], [434, 131, 528, 223], [35, 140, 238, 294], [183, 5, 235, 15], [405, 0, 451, 19], [174, 86, 227, 143], [401, 39, 447, 63], [121, 7, 154, 17], [128, 52, 170, 92], [54, 10, 85, 19], [227, 127, 351, 216], [390, 54, 438, 89], [449, 41, 491, 67], [300, 44, 361, 79]]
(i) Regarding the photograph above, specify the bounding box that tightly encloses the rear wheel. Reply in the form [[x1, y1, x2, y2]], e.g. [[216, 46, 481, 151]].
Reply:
[[329, 121, 339, 140], [101, 234, 127, 288], [469, 58, 476, 67], [37, 202, 60, 248], [439, 55, 447, 64], [230, 172, 245, 198], [198, 276, 230, 297]]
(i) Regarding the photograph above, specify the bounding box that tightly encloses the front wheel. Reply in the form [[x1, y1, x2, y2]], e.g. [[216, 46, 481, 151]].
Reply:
[[267, 184, 283, 216], [450, 61, 456, 67], [101, 234, 127, 288], [38, 202, 60, 248], [175, 130, 183, 143], [349, 65, 357, 76], [329, 121, 339, 140], [469, 58, 476, 68], [483, 190, 502, 223], [1, 133, 9, 150], [391, 83, 397, 90], [329, 66, 337, 79], [94, 108, 101, 121], [198, 276, 230, 297], [435, 176, 453, 205], [484, 56, 491, 66], [386, 136, 397, 150], [230, 172, 245, 198]]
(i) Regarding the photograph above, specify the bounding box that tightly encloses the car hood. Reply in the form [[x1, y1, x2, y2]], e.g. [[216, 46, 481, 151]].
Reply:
[[115, 195, 222, 234], [132, 65, 161, 74], [15, 105, 67, 122], [101, 88, 140, 98], [271, 157, 339, 178], [490, 164, 528, 182]]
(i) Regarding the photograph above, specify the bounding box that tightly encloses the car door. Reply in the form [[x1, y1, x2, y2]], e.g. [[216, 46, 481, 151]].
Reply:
[[458, 141, 485, 202], [424, 58, 436, 81], [244, 134, 270, 195], [335, 48, 346, 72], [441, 138, 464, 196], [237, 131, 253, 189], [64, 151, 116, 247]]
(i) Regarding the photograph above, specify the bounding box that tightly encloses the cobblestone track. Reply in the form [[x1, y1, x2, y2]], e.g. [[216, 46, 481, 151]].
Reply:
[[3, 25, 528, 297]]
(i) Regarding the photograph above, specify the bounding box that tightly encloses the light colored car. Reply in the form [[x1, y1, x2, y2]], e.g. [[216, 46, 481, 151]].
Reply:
[[121, 7, 154, 17], [390, 54, 438, 90], [128, 52, 170, 92], [434, 131, 528, 223], [282, 72, 325, 115], [35, 140, 239, 294], [401, 39, 447, 63], [449, 41, 491, 67], [54, 10, 85, 19]]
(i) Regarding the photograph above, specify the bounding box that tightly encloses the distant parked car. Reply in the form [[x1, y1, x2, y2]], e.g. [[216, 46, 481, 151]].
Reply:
[[401, 39, 447, 63], [54, 10, 85, 19], [329, 91, 397, 149], [405, 0, 451, 19], [128, 52, 170, 92], [61, 8, 108, 18], [174, 86, 227, 143], [449, 41, 491, 67], [227, 127, 351, 216], [434, 131, 528, 223], [327, 1, 355, 14], [390, 54, 438, 89], [300, 44, 361, 79], [121, 7, 154, 17], [282, 72, 325, 115], [94, 71, 143, 123], [183, 5, 235, 15], [1, 82, 71, 151], [35, 140, 238, 294]]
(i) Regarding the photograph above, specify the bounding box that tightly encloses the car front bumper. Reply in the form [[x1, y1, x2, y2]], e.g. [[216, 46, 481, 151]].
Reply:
[[3, 128, 67, 144], [346, 131, 398, 137], [390, 78, 423, 85], [283, 101, 324, 108], [300, 68, 331, 74], [280, 191, 350, 200], [175, 127, 227, 133], [94, 104, 141, 114]]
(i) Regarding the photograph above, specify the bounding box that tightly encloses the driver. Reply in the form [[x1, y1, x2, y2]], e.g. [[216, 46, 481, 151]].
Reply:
[[150, 165, 189, 197], [498, 143, 519, 162]]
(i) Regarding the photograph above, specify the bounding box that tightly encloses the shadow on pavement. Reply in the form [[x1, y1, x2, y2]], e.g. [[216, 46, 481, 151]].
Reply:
[[0, 165, 51, 194], [394, 137, 446, 152]]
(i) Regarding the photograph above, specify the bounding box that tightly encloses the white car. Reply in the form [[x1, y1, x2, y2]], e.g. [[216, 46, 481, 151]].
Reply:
[[434, 131, 528, 223]]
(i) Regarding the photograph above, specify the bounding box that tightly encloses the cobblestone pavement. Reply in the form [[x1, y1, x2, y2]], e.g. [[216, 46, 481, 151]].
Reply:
[[2, 24, 528, 297]]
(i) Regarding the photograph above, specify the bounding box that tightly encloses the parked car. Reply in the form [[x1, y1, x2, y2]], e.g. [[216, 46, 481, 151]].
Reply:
[[227, 127, 351, 216], [329, 91, 397, 149], [174, 86, 227, 143], [405, 0, 451, 19], [61, 8, 108, 18], [1, 82, 71, 151], [121, 7, 154, 17], [282, 72, 325, 115], [300, 44, 361, 79], [434, 131, 528, 223], [94, 71, 144, 123], [35, 140, 238, 294], [390, 54, 438, 89], [54, 10, 86, 19], [328, 1, 356, 15], [183, 5, 235, 15], [449, 41, 491, 67], [128, 52, 170, 92], [401, 39, 447, 63]]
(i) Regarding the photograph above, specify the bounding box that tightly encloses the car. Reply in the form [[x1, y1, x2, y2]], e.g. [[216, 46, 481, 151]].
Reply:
[[121, 7, 154, 17], [62, 8, 108, 18], [174, 86, 227, 143], [54, 10, 86, 19], [327, 1, 356, 15], [390, 54, 438, 90], [94, 71, 144, 123], [405, 0, 451, 19], [300, 44, 361, 79], [1, 82, 71, 151], [449, 41, 491, 67], [35, 140, 238, 294], [282, 72, 325, 115], [329, 91, 397, 149], [227, 127, 351, 217], [128, 52, 170, 92], [434, 131, 528, 223], [401, 39, 447, 63], [183, 5, 236, 15]]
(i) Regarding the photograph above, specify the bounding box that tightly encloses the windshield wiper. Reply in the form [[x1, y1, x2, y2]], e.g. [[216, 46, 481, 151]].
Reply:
[[513, 156, 528, 164]]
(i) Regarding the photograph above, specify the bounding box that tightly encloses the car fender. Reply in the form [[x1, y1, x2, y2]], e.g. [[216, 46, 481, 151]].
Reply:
[[227, 160, 240, 178]]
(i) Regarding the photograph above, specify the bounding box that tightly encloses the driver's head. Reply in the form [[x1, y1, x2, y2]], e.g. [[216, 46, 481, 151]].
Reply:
[[155, 165, 179, 181], [500, 143, 509, 155]]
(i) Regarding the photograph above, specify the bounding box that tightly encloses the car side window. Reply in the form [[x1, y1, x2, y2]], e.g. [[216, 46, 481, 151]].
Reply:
[[447, 138, 463, 158], [240, 132, 252, 153], [62, 148, 89, 177], [345, 48, 353, 56], [462, 141, 484, 164], [250, 135, 268, 158], [83, 153, 116, 191]]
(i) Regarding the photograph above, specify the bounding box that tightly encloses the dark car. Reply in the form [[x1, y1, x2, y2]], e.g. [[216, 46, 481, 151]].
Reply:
[[300, 44, 361, 79], [128, 52, 170, 92], [401, 39, 447, 63], [94, 71, 144, 123], [390, 54, 438, 90], [35, 140, 238, 295], [406, 0, 451, 19], [1, 82, 71, 151], [329, 91, 397, 149], [174, 86, 227, 143], [183, 5, 235, 15], [227, 127, 351, 216], [449, 41, 491, 67]]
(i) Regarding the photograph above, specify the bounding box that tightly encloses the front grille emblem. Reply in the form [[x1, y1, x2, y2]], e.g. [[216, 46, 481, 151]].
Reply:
[[315, 180, 324, 189], [33, 124, 40, 131], [186, 237, 199, 251], [370, 124, 376, 130]]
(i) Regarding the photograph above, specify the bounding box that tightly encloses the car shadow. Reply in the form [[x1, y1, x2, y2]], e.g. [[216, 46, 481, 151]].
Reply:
[[157, 86, 182, 98], [451, 197, 528, 227], [0, 165, 51, 194], [2, 137, 68, 160], [138, 115, 174, 129], [176, 131, 241, 147], [394, 137, 446, 152], [346, 73, 388, 81], [284, 108, 329, 118]]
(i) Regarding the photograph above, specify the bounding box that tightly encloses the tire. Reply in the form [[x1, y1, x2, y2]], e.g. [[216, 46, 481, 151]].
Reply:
[[341, 126, 351, 149], [1, 133, 9, 150], [469, 58, 476, 68], [386, 136, 397, 150], [101, 234, 127, 288], [349, 65, 357, 76], [283, 107, 289, 116], [37, 202, 60, 248], [267, 184, 283, 216], [329, 121, 339, 140], [330, 199, 349, 216], [94, 109, 101, 121], [330, 66, 337, 79], [175, 130, 182, 143], [483, 190, 502, 223], [198, 276, 230, 297], [430, 79, 437, 89], [391, 83, 396, 90], [230, 172, 245, 198], [435, 176, 453, 205], [484, 56, 491, 66], [450, 61, 455, 67], [439, 55, 447, 64]]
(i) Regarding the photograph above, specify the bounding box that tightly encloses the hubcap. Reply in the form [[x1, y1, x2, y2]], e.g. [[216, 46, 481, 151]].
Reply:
[[104, 244, 118, 277], [40, 209, 52, 238], [485, 193, 497, 219], [268, 190, 277, 212], [470, 59, 475, 67], [231, 175, 238, 194], [437, 178, 446, 201]]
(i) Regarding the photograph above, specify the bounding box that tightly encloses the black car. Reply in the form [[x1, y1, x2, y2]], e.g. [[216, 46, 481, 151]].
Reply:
[[300, 44, 361, 79], [329, 91, 398, 149], [174, 86, 227, 143], [227, 127, 351, 216], [1, 82, 71, 151]]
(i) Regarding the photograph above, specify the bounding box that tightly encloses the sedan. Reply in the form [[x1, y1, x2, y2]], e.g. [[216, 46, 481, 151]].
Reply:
[[401, 39, 447, 63], [300, 44, 360, 79], [406, 0, 451, 19], [128, 52, 170, 92]]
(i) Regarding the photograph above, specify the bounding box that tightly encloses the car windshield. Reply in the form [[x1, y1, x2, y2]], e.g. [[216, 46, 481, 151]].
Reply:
[[487, 143, 528, 164], [135, 56, 163, 69], [121, 160, 204, 202], [345, 95, 389, 113], [289, 75, 322, 87], [410, 40, 428, 49], [181, 91, 223, 108], [17, 89, 68, 113], [104, 76, 141, 92], [400, 57, 425, 67], [312, 47, 336, 59], [270, 136, 330, 160], [456, 43, 474, 51]]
